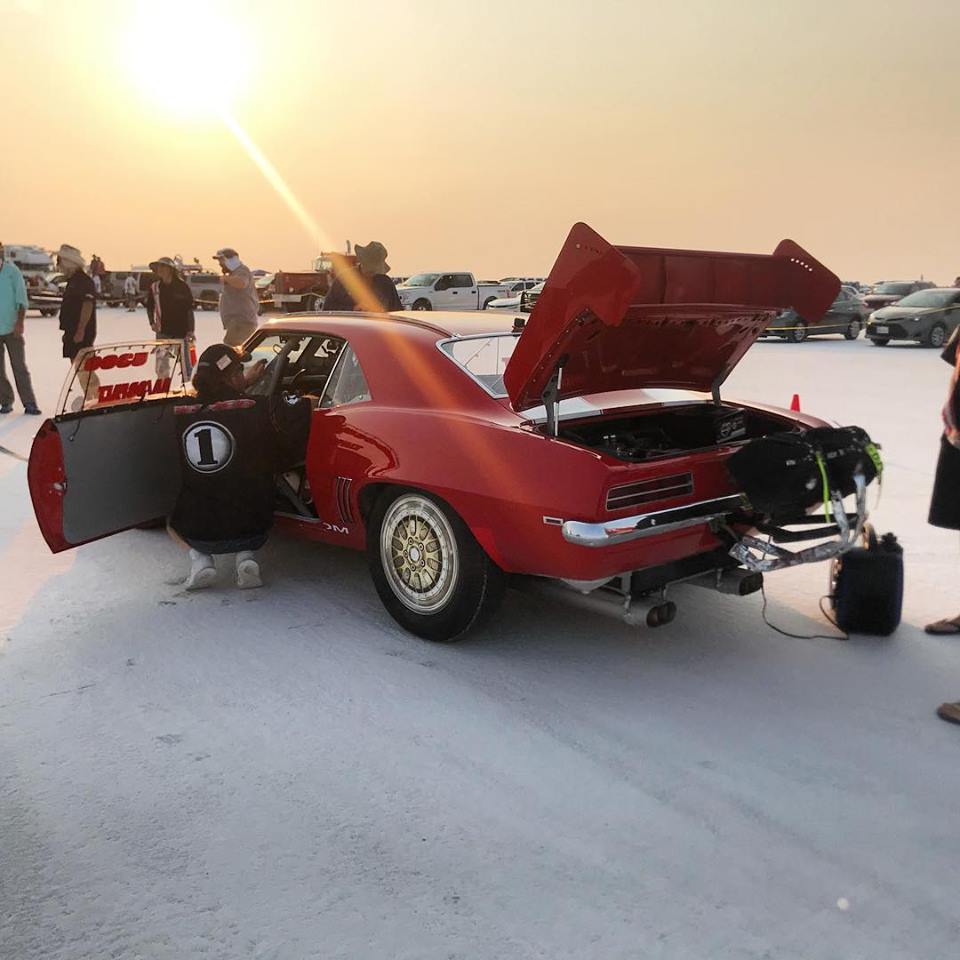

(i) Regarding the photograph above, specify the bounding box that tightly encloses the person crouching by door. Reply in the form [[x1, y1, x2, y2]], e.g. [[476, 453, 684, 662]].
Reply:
[[146, 257, 196, 378], [169, 344, 312, 590]]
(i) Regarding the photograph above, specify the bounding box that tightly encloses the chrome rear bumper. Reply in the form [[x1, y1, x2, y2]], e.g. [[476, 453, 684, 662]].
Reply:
[[562, 494, 746, 548]]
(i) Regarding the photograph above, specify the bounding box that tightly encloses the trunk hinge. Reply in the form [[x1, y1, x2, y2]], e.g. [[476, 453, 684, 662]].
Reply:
[[711, 370, 725, 406], [542, 355, 568, 437]]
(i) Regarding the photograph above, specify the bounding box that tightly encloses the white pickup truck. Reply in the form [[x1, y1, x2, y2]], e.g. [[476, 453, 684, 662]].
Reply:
[[395, 273, 513, 311]]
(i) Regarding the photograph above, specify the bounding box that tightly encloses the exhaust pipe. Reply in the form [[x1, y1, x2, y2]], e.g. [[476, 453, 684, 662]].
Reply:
[[519, 579, 678, 629], [624, 598, 676, 628]]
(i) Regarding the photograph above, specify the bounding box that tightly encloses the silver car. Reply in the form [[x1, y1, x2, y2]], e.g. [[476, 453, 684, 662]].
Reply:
[[866, 288, 960, 348]]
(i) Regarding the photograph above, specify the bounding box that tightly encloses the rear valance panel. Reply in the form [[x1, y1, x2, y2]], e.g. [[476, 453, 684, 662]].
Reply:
[[504, 223, 839, 411]]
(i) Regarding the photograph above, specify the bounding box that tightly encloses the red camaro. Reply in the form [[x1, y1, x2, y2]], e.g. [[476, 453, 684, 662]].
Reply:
[[28, 223, 867, 641]]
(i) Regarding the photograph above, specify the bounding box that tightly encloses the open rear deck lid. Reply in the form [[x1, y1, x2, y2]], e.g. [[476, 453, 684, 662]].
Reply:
[[503, 222, 840, 412]]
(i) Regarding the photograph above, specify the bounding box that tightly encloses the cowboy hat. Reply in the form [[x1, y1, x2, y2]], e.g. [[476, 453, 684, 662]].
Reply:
[[355, 241, 390, 275], [56, 244, 86, 268]]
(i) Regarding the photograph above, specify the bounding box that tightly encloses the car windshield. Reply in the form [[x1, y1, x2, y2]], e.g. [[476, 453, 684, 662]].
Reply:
[[874, 282, 914, 296], [440, 334, 520, 397], [894, 290, 956, 308], [403, 273, 440, 287]]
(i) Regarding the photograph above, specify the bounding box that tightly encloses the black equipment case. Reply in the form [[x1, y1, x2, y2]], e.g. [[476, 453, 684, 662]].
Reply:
[[831, 528, 903, 636]]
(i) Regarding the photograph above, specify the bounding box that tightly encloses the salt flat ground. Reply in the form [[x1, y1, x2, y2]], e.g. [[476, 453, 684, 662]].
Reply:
[[1, 309, 958, 960]]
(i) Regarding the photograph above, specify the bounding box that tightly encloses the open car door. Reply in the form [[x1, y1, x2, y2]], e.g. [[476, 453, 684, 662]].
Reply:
[[28, 341, 189, 553]]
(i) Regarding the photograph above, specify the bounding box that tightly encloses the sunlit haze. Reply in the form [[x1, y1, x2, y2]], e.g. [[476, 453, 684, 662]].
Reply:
[[121, 0, 256, 119], [2, 0, 958, 281]]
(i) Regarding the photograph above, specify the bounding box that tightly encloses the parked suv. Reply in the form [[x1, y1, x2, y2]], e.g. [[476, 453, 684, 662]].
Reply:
[[863, 280, 935, 312]]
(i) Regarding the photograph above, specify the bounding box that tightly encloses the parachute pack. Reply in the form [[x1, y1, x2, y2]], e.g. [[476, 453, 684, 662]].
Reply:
[[726, 425, 881, 522]]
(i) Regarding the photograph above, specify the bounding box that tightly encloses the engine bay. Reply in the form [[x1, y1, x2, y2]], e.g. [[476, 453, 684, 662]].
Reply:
[[557, 404, 792, 462]]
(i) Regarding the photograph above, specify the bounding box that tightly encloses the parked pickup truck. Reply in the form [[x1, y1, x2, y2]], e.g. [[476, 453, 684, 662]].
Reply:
[[395, 273, 513, 311]]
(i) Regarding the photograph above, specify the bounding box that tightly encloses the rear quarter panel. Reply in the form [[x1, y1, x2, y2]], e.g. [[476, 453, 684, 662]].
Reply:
[[306, 402, 822, 582]]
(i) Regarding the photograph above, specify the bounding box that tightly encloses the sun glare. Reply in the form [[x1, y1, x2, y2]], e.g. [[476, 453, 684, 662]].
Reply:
[[123, 0, 255, 119]]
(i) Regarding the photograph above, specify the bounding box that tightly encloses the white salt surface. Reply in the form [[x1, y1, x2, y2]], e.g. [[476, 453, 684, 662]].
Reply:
[[2, 309, 958, 959]]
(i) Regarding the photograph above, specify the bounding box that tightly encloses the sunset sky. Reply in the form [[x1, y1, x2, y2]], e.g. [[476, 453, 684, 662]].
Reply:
[[3, 0, 958, 282]]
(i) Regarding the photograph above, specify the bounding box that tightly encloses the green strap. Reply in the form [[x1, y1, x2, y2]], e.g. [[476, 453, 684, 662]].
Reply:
[[865, 442, 883, 477], [815, 452, 832, 520]]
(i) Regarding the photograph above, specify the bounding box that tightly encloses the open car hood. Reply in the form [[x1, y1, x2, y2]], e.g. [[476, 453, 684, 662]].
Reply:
[[503, 223, 839, 411]]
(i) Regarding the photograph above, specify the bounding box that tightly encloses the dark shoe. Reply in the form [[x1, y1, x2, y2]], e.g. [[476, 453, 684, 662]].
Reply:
[[936, 702, 960, 725], [0, 404, 12, 415], [24, 405, 42, 416]]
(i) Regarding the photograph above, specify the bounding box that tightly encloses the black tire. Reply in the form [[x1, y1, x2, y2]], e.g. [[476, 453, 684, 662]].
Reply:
[[367, 488, 505, 642], [924, 322, 947, 348], [844, 318, 862, 340], [831, 527, 903, 636], [869, 337, 890, 347], [200, 290, 218, 311], [40, 309, 56, 317], [412, 299, 432, 311], [789, 321, 808, 343]]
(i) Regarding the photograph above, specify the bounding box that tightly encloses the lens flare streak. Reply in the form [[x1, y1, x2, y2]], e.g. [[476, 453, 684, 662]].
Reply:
[[220, 111, 325, 249]]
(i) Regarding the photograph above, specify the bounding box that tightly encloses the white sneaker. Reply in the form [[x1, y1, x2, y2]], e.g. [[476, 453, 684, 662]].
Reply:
[[185, 550, 216, 591], [235, 551, 262, 589]]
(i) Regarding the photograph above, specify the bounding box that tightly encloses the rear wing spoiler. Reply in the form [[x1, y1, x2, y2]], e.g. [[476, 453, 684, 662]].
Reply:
[[537, 221, 839, 327], [503, 222, 840, 411]]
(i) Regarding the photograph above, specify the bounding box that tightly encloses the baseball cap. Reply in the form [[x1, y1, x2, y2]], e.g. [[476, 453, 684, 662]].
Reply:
[[195, 343, 246, 374]]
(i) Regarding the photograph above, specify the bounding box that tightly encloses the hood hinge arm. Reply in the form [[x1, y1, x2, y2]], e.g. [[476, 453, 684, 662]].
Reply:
[[542, 355, 568, 437], [711, 383, 722, 407]]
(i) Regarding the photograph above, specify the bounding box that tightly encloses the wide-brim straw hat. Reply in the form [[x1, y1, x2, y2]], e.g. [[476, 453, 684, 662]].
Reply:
[[149, 257, 179, 274], [355, 241, 390, 275], [57, 244, 86, 269]]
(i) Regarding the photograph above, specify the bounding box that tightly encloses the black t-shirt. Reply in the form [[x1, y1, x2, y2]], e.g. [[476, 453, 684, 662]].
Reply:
[[170, 391, 312, 549], [320, 272, 402, 312], [59, 270, 97, 343], [146, 277, 195, 338]]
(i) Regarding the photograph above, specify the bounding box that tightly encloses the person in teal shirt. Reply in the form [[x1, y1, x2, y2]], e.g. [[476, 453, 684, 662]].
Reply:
[[0, 242, 40, 415]]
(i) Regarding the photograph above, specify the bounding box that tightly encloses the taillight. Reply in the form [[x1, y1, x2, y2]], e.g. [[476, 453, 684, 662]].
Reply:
[[606, 473, 694, 511]]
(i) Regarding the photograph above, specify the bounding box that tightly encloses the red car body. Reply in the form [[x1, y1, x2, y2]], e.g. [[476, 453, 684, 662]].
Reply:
[[28, 223, 842, 640]]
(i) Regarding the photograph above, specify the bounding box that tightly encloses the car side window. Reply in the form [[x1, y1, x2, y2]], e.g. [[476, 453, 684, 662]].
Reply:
[[245, 333, 345, 397], [435, 275, 454, 291], [453, 273, 474, 288], [321, 344, 372, 408]]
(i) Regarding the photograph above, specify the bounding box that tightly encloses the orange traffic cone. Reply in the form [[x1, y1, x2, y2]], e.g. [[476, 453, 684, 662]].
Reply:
[[790, 394, 801, 412]]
